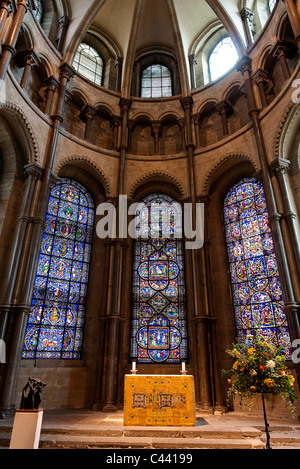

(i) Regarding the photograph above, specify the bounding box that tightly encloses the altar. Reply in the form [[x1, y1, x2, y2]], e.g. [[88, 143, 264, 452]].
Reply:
[[124, 375, 196, 427]]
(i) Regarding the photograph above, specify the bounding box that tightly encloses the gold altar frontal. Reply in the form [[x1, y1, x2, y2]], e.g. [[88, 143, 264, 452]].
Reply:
[[124, 375, 196, 427]]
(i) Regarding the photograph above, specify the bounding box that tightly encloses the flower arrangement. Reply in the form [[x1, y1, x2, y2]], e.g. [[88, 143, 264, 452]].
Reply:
[[222, 337, 298, 411]]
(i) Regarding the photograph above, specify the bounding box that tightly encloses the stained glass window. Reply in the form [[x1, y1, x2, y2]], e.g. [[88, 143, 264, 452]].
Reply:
[[209, 36, 238, 81], [141, 65, 172, 98], [23, 179, 94, 359], [130, 193, 188, 364], [224, 178, 292, 359], [73, 43, 104, 86]]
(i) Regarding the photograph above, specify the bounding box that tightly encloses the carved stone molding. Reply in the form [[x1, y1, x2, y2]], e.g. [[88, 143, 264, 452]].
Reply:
[[0, 100, 40, 163]]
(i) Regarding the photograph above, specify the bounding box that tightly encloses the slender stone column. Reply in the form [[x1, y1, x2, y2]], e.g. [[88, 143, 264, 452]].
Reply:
[[200, 195, 227, 413], [283, 0, 300, 48], [271, 40, 295, 81], [56, 15, 70, 53], [188, 54, 197, 90], [0, 0, 28, 86], [0, 0, 11, 39], [80, 104, 97, 141], [238, 56, 300, 385], [151, 121, 161, 154], [15, 49, 40, 90], [271, 157, 300, 280], [0, 64, 74, 417], [0, 163, 42, 341], [240, 6, 255, 45], [43, 75, 60, 115], [252, 69, 269, 109], [216, 101, 232, 137]]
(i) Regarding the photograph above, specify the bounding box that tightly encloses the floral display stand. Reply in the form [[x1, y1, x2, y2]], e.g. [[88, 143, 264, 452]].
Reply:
[[222, 337, 298, 449]]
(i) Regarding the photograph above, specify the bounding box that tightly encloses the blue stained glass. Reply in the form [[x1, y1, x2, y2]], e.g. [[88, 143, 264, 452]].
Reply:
[[23, 179, 94, 359], [130, 193, 188, 364], [224, 178, 292, 359]]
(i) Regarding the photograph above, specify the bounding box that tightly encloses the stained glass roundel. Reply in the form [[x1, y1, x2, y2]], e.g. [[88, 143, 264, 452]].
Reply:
[[224, 178, 292, 359], [23, 179, 94, 359], [130, 193, 188, 364]]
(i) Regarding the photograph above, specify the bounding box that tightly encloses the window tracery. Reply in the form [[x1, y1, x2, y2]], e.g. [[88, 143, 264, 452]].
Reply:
[[73, 43, 104, 86]]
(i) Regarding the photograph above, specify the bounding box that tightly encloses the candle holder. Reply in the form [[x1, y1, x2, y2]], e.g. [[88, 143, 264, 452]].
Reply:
[[131, 362, 137, 375]]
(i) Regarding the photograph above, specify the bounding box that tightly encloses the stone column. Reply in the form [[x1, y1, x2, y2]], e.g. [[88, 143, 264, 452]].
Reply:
[[252, 69, 270, 109], [56, 15, 70, 53], [151, 121, 161, 154], [43, 75, 60, 115], [115, 57, 123, 92], [271, 157, 300, 280], [283, 0, 300, 48], [0, 0, 11, 39], [0, 64, 74, 417], [80, 104, 97, 141], [240, 6, 255, 45], [0, 0, 28, 86], [216, 101, 232, 137], [238, 56, 300, 386], [15, 49, 40, 90], [271, 40, 295, 81], [188, 54, 197, 90], [0, 163, 42, 418]]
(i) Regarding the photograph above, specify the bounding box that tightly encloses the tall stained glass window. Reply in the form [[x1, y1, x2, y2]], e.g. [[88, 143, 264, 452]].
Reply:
[[130, 193, 188, 364], [23, 179, 94, 359], [224, 178, 292, 358], [141, 65, 172, 98]]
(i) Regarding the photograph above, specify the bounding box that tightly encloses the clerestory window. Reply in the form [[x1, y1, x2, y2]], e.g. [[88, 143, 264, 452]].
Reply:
[[141, 64, 172, 98], [208, 36, 238, 82], [73, 43, 104, 86]]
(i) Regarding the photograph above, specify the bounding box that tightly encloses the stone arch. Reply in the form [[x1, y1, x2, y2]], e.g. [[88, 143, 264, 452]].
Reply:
[[129, 170, 186, 200], [202, 153, 259, 197], [54, 154, 112, 198], [0, 102, 40, 164]]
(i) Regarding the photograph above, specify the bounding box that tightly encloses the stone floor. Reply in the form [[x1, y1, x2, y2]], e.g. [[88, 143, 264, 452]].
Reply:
[[0, 409, 300, 449]]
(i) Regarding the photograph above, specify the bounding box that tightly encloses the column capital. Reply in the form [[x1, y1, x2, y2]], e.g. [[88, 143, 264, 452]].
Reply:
[[180, 96, 194, 111], [43, 75, 60, 90], [80, 103, 97, 121], [237, 55, 252, 75], [270, 157, 291, 174], [271, 39, 297, 58], [15, 48, 40, 68], [59, 62, 75, 81], [24, 162, 43, 181], [216, 100, 233, 116], [119, 97, 132, 112]]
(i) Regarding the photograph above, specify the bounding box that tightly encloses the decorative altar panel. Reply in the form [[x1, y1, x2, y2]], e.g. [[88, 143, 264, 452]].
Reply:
[[124, 375, 196, 427]]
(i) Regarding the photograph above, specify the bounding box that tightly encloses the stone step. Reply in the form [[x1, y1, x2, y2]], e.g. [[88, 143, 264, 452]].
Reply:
[[0, 432, 264, 450]]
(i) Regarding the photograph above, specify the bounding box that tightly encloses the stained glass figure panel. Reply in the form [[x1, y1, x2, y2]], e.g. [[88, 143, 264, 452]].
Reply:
[[23, 179, 94, 359], [224, 178, 292, 359], [130, 194, 187, 364]]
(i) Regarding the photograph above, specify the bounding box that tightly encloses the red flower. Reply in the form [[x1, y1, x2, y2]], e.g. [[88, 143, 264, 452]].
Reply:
[[259, 365, 265, 371]]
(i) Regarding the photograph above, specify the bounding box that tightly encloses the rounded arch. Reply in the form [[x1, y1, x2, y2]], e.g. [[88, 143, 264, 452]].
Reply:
[[129, 171, 186, 201], [0, 102, 40, 164], [202, 153, 259, 197], [54, 155, 112, 198]]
